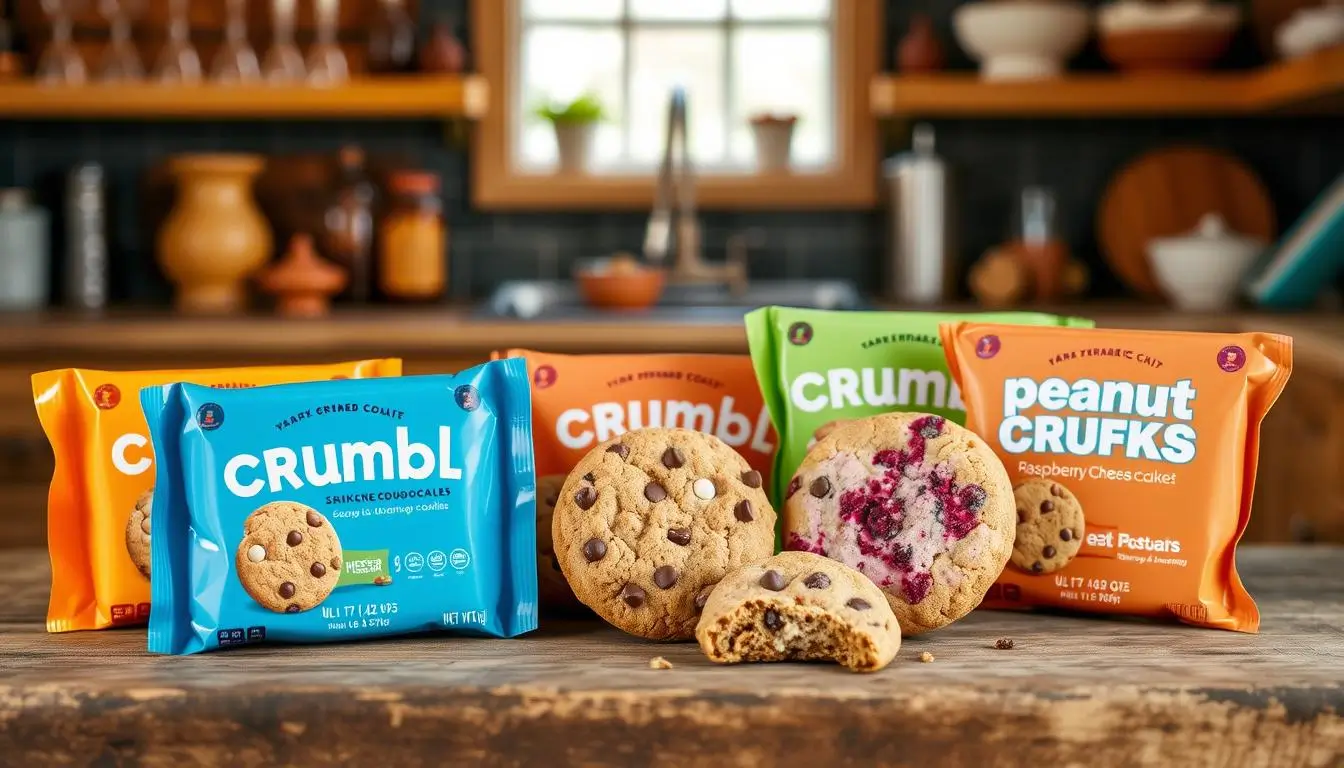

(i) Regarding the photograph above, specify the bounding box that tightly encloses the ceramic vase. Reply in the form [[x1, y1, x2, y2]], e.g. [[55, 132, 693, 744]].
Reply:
[[553, 122, 595, 174]]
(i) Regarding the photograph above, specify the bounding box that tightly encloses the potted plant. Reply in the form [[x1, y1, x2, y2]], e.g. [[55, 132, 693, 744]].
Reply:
[[749, 112, 798, 173], [534, 93, 606, 174]]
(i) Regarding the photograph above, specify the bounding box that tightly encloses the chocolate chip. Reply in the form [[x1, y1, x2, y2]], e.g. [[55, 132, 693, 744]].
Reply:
[[279, 582, 296, 598], [741, 470, 762, 488], [846, 598, 871, 611], [1050, 483, 1063, 496], [1043, 545, 1056, 558], [667, 528, 691, 546], [286, 605, 300, 613], [1031, 561, 1044, 573], [1016, 507, 1028, 523], [575, 486, 598, 510], [763, 609, 784, 631], [543, 492, 559, 507], [760, 570, 787, 591], [620, 583, 646, 608], [582, 538, 607, 562], [1060, 528, 1073, 542], [803, 572, 831, 589], [786, 476, 802, 498], [809, 477, 832, 498], [607, 443, 629, 459], [734, 500, 754, 522], [583, 472, 595, 483], [644, 482, 667, 502], [1040, 500, 1055, 513], [694, 587, 713, 611], [662, 447, 685, 469], [306, 510, 323, 527], [995, 637, 1015, 650], [653, 566, 679, 589], [310, 562, 326, 578], [287, 530, 303, 547]]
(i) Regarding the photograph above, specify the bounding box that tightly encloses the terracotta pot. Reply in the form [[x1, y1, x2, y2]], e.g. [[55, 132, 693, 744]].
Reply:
[[258, 233, 347, 317], [418, 21, 467, 73], [157, 154, 272, 314], [897, 13, 946, 73]]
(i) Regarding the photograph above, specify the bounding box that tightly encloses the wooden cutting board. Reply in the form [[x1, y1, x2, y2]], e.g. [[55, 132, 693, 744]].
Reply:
[[1097, 146, 1276, 298]]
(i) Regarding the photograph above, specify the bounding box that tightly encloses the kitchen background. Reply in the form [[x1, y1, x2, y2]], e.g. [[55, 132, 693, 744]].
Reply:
[[0, 0, 1340, 307]]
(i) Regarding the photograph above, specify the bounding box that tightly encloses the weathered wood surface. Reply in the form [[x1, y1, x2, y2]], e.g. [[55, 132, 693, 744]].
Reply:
[[1, 547, 1342, 767]]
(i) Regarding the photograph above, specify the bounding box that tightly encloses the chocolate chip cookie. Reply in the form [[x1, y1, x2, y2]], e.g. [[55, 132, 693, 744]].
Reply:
[[125, 487, 153, 579], [553, 427, 776, 641], [696, 551, 900, 672], [536, 473, 587, 614], [782, 412, 1014, 636], [1011, 479, 1085, 575], [236, 502, 342, 613]]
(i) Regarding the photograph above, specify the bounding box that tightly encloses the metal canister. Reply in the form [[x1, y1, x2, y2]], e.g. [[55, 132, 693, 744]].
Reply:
[[882, 124, 955, 304], [65, 163, 108, 310], [0, 189, 50, 310]]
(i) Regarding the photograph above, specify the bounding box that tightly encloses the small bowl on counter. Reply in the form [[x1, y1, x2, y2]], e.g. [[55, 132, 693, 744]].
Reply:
[[1098, 0, 1240, 72], [575, 253, 667, 311], [1146, 213, 1266, 311]]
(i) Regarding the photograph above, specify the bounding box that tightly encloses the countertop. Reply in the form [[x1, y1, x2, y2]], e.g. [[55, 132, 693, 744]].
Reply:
[[1, 546, 1342, 767]]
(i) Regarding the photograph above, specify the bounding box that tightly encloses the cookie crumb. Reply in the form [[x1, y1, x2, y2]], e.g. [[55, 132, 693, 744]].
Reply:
[[919, 651, 935, 663], [994, 637, 1015, 650], [649, 656, 673, 670]]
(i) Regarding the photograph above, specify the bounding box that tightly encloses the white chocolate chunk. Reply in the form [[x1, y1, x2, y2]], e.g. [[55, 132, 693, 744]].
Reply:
[[693, 478, 717, 500], [247, 544, 267, 563]]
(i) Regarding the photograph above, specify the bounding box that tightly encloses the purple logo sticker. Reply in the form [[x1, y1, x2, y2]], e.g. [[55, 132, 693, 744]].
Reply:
[[975, 335, 1001, 359], [788, 322, 813, 346], [1217, 345, 1246, 373], [534, 365, 557, 389], [455, 385, 481, 412]]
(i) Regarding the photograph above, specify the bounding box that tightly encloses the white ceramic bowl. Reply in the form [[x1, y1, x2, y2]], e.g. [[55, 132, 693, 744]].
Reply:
[[953, 1, 1092, 80], [1147, 214, 1266, 311]]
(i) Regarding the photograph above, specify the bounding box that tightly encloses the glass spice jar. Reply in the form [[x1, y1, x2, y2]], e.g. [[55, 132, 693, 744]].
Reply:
[[378, 170, 446, 301]]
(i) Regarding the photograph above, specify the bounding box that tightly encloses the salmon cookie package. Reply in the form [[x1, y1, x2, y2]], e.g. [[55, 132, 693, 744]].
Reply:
[[492, 349, 775, 612], [31, 359, 402, 632], [942, 323, 1292, 632]]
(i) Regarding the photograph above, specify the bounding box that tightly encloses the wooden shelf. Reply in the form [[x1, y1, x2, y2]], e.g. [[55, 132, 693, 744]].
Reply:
[[0, 75, 488, 120], [870, 47, 1344, 118]]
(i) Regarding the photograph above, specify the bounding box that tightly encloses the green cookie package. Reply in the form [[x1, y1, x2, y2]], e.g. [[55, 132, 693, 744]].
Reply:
[[745, 307, 1094, 510]]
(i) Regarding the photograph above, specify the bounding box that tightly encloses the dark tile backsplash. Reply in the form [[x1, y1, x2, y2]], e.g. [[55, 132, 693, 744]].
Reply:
[[2, 0, 1341, 304]]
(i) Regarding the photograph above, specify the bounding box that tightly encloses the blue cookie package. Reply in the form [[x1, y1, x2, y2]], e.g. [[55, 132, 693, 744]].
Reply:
[[141, 358, 538, 655]]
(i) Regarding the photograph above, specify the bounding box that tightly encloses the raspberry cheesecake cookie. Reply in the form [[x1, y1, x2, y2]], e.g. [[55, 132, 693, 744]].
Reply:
[[782, 412, 1014, 635], [696, 551, 900, 672], [553, 427, 776, 641]]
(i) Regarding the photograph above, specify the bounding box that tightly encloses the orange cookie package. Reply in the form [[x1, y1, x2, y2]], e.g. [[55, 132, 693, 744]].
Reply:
[[31, 359, 402, 633], [942, 323, 1291, 632]]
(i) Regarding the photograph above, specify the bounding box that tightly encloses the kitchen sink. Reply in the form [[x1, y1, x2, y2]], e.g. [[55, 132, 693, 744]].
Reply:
[[477, 280, 867, 321]]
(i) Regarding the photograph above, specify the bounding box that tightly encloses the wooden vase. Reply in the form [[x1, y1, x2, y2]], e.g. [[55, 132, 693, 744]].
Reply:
[[157, 154, 272, 314]]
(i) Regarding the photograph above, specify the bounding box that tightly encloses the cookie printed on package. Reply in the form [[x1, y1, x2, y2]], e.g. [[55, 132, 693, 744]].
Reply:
[[30, 359, 402, 633], [942, 323, 1292, 632], [141, 359, 537, 654]]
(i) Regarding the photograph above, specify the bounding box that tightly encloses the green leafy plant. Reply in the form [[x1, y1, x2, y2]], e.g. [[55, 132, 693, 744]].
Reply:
[[533, 93, 607, 125]]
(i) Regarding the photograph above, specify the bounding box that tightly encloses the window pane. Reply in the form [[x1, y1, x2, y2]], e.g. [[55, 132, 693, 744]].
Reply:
[[731, 28, 832, 168], [628, 28, 726, 166], [731, 0, 830, 20], [522, 0, 623, 21], [518, 26, 625, 169], [629, 0, 727, 20]]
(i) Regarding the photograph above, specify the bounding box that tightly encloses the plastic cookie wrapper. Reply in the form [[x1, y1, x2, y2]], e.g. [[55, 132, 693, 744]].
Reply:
[[30, 359, 402, 633], [941, 322, 1293, 632], [491, 349, 777, 613], [141, 358, 537, 654], [745, 307, 1092, 546]]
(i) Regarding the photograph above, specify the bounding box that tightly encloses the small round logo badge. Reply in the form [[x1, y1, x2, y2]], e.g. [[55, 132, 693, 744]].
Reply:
[[534, 365, 558, 389], [449, 548, 471, 570], [455, 385, 480, 411], [788, 322, 813, 346], [976, 335, 1001, 359], [94, 384, 121, 410], [196, 403, 225, 431], [1218, 345, 1246, 373]]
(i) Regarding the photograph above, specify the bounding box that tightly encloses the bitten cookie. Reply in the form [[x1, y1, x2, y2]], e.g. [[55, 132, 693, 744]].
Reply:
[[696, 551, 900, 672], [236, 502, 342, 613], [1011, 479, 1085, 574], [536, 473, 587, 614], [125, 488, 153, 579], [782, 412, 1015, 635], [553, 427, 776, 641]]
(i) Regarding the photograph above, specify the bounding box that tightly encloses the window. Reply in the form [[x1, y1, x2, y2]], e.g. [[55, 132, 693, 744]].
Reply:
[[472, 0, 880, 209]]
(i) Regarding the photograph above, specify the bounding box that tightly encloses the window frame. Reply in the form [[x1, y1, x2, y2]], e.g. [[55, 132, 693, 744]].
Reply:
[[470, 0, 881, 211]]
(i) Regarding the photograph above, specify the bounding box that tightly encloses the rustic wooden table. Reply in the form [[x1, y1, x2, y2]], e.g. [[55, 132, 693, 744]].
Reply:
[[1, 546, 1341, 767]]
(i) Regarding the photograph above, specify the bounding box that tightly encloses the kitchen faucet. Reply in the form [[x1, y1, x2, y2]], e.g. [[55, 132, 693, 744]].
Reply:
[[643, 87, 749, 296]]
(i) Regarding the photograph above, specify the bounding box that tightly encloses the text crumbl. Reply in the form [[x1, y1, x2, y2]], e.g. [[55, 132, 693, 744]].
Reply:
[[999, 376, 1197, 464], [556, 397, 773, 454]]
